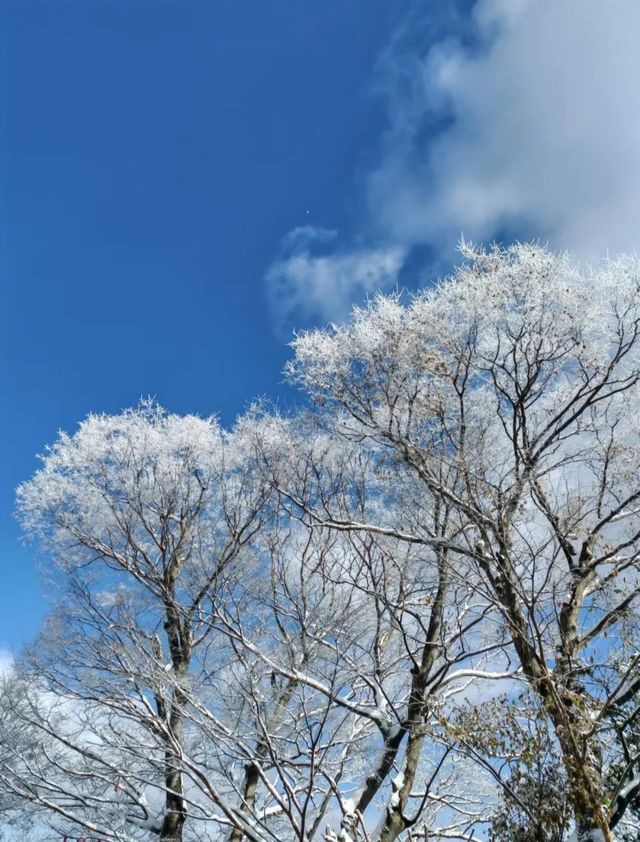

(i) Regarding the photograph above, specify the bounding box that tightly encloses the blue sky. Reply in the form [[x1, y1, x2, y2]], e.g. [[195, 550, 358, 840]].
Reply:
[[3, 0, 640, 653], [0, 0, 409, 648]]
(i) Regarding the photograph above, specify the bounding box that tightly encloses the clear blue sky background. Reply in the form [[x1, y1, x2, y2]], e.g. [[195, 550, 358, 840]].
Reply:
[[3, 0, 636, 653], [0, 0, 419, 650]]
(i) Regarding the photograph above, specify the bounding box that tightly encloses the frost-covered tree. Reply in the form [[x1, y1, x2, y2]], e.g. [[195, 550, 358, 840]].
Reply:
[[9, 402, 273, 841], [286, 243, 640, 841], [234, 410, 507, 842], [4, 402, 495, 842], [6, 243, 640, 842]]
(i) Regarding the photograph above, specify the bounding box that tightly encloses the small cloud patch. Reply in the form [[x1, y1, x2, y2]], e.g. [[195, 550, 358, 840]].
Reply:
[[266, 226, 406, 333]]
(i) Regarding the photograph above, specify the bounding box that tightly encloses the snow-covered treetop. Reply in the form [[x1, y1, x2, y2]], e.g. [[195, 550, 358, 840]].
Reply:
[[287, 242, 640, 409], [16, 400, 261, 578]]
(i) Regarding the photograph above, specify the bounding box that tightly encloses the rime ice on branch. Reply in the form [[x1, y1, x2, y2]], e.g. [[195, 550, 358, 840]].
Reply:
[[4, 244, 640, 841]]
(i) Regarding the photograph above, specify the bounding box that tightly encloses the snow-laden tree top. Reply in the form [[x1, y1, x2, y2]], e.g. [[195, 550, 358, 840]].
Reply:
[[16, 399, 268, 580], [6, 244, 640, 842], [288, 241, 640, 420]]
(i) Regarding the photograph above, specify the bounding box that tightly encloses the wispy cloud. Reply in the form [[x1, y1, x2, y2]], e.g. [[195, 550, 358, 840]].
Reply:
[[368, 0, 640, 258], [266, 0, 640, 329], [266, 227, 405, 332], [0, 647, 14, 678]]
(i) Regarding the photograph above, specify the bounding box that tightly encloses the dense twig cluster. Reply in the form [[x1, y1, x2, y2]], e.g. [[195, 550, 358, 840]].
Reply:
[[2, 244, 640, 842]]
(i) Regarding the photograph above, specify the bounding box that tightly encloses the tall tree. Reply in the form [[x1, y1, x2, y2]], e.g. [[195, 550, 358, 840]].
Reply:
[[286, 243, 640, 841], [6, 244, 640, 842], [12, 401, 271, 841]]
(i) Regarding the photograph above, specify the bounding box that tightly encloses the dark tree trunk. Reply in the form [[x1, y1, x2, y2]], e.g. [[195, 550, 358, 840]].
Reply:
[[158, 586, 191, 842]]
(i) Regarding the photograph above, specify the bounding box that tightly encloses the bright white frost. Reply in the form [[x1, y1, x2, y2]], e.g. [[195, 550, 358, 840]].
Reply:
[[288, 242, 640, 406], [285, 242, 640, 842], [17, 401, 252, 578], [8, 245, 640, 841], [287, 243, 640, 525]]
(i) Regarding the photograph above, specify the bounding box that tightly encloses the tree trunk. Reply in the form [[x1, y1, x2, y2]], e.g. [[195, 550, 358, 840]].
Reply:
[[229, 744, 268, 842], [375, 557, 449, 842], [487, 555, 614, 842], [554, 720, 613, 842], [157, 678, 188, 842], [229, 678, 299, 841], [158, 588, 191, 842], [160, 748, 187, 841], [377, 727, 427, 842]]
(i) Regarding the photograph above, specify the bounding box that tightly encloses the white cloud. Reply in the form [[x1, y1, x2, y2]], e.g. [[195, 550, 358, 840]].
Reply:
[[0, 648, 14, 678], [267, 0, 640, 328], [369, 0, 640, 258], [266, 226, 405, 331]]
